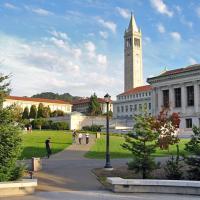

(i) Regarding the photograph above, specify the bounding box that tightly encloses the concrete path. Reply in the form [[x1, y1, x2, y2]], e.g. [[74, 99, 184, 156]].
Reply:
[[0, 135, 199, 199]]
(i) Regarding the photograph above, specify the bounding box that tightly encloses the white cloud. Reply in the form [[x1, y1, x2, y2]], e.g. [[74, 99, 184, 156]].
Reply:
[[0, 33, 112, 97], [116, 7, 130, 19], [188, 57, 197, 65], [99, 31, 108, 39], [4, 3, 18, 10], [170, 32, 181, 41], [150, 0, 173, 17], [157, 23, 165, 33], [97, 18, 117, 33], [32, 8, 53, 16], [196, 7, 200, 17], [49, 30, 69, 40]]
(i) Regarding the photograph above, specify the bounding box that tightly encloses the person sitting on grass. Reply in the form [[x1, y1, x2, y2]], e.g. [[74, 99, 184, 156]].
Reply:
[[45, 137, 52, 158]]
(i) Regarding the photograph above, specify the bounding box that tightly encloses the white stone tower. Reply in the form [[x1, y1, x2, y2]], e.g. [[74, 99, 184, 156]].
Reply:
[[124, 14, 143, 92]]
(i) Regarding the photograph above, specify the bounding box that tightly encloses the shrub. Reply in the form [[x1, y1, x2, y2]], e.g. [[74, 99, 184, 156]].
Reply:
[[82, 124, 102, 132], [51, 121, 69, 130], [51, 110, 64, 117]]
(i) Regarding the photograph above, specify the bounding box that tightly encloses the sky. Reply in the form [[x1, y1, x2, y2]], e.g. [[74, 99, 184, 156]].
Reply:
[[0, 0, 200, 99]]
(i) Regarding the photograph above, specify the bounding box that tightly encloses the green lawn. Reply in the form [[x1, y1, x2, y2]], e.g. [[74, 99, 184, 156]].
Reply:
[[20, 130, 72, 159], [85, 135, 189, 159]]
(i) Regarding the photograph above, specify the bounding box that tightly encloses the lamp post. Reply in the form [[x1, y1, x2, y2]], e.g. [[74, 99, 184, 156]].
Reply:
[[104, 93, 113, 170]]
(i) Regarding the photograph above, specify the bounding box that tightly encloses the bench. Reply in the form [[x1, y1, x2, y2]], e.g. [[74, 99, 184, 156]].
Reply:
[[107, 177, 200, 195]]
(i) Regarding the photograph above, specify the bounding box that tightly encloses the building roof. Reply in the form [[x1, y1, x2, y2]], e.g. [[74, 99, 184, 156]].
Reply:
[[6, 96, 72, 105], [150, 64, 200, 79], [73, 97, 112, 105], [118, 85, 153, 96], [128, 13, 138, 32]]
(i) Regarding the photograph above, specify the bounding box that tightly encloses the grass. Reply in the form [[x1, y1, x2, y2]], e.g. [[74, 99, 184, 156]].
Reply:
[[20, 130, 72, 159], [85, 135, 189, 159]]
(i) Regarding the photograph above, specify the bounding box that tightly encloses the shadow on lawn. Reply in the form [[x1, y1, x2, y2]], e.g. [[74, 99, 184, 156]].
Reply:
[[36, 142, 72, 145], [20, 146, 66, 160]]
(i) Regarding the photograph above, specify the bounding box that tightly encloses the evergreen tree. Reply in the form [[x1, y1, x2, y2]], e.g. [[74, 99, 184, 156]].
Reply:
[[37, 103, 44, 118], [0, 74, 23, 181], [88, 93, 102, 116], [29, 105, 37, 119], [43, 106, 51, 118], [22, 107, 29, 119], [122, 115, 159, 179], [185, 126, 200, 180]]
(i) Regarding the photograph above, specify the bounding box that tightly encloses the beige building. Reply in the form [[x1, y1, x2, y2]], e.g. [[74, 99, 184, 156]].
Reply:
[[124, 14, 143, 92], [4, 96, 72, 113], [72, 98, 113, 114], [147, 64, 200, 130]]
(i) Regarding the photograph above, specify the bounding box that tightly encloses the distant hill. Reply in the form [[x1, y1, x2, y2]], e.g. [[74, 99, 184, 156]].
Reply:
[[31, 92, 80, 102]]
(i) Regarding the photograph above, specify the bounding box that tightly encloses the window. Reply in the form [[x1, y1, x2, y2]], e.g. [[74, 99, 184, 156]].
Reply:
[[187, 86, 194, 106], [125, 105, 128, 112], [199, 118, 200, 127], [149, 103, 151, 110], [130, 105, 133, 112], [134, 104, 137, 111], [186, 118, 192, 128], [134, 38, 140, 47], [121, 106, 124, 112], [174, 88, 181, 107], [139, 104, 142, 111], [117, 106, 120, 113], [126, 38, 132, 47], [149, 92, 151, 96], [163, 90, 169, 108]]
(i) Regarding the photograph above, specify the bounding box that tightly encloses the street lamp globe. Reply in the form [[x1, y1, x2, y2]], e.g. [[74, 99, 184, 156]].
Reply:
[[104, 93, 111, 103]]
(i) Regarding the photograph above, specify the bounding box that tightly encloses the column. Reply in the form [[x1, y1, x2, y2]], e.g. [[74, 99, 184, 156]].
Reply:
[[151, 88, 156, 116], [194, 82, 199, 113], [157, 87, 162, 113], [181, 85, 186, 114], [169, 86, 174, 111]]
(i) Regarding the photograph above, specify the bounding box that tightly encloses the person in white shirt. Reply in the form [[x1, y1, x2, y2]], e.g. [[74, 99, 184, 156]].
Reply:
[[78, 133, 83, 144]]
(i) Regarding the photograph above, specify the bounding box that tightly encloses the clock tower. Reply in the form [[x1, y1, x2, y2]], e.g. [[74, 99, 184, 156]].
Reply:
[[124, 14, 143, 92]]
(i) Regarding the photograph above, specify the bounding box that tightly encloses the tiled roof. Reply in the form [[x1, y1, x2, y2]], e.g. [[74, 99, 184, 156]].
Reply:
[[157, 64, 200, 77], [118, 85, 153, 96], [73, 98, 112, 105], [6, 96, 72, 105]]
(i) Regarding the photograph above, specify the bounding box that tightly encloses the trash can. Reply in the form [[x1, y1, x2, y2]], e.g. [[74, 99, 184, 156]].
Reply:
[[32, 157, 42, 172], [96, 132, 101, 139]]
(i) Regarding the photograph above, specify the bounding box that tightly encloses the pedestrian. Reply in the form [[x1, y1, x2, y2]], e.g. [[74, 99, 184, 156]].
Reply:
[[72, 129, 77, 144], [45, 137, 52, 158], [78, 133, 83, 144], [86, 133, 90, 144]]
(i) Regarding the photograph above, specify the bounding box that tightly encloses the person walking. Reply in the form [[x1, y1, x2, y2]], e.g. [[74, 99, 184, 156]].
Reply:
[[72, 129, 77, 144], [78, 133, 83, 144], [45, 137, 52, 158], [86, 133, 90, 144]]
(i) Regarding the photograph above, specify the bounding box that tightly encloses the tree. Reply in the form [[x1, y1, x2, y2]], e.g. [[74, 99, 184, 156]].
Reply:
[[29, 105, 37, 119], [122, 115, 159, 179], [0, 74, 23, 181], [185, 126, 200, 180], [22, 107, 29, 119], [42, 106, 51, 118], [37, 103, 44, 118], [88, 93, 102, 116]]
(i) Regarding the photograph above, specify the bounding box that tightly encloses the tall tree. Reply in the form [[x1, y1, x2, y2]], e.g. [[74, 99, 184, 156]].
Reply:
[[22, 107, 29, 119], [29, 105, 37, 119], [0, 74, 23, 181], [122, 115, 158, 179], [37, 103, 44, 118], [88, 93, 102, 116], [43, 106, 51, 118], [185, 126, 200, 180]]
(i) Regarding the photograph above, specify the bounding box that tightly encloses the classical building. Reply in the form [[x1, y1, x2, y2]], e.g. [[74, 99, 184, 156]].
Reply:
[[124, 13, 143, 92], [113, 85, 152, 118], [113, 15, 151, 119], [72, 98, 113, 114], [4, 96, 72, 113], [147, 64, 200, 129]]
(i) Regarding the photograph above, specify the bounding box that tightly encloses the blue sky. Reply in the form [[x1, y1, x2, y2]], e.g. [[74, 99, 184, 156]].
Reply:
[[0, 0, 200, 98]]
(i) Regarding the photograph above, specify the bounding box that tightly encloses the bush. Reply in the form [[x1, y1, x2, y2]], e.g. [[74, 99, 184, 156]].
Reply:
[[50, 110, 64, 117], [82, 124, 102, 132], [51, 121, 69, 130]]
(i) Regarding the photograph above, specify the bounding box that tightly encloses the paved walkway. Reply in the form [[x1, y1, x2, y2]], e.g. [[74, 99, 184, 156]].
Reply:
[[1, 135, 199, 199]]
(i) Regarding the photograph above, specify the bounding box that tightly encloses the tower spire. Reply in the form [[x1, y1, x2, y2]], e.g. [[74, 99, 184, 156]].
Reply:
[[128, 12, 138, 32]]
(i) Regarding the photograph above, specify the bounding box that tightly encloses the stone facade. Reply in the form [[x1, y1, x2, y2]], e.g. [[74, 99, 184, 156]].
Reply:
[[4, 96, 72, 113], [147, 64, 200, 130], [124, 14, 143, 92]]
